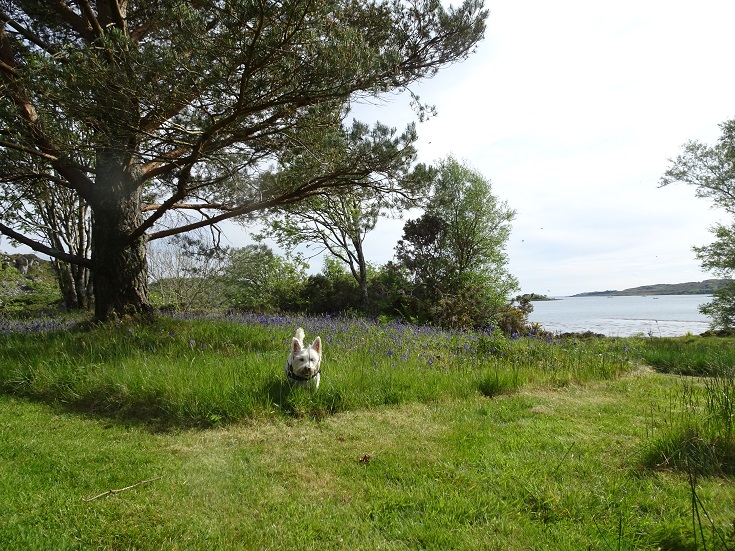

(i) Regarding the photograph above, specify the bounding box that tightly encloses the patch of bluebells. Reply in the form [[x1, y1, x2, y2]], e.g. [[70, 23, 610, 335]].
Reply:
[[2, 308, 637, 373], [161, 309, 488, 364], [0, 312, 78, 335]]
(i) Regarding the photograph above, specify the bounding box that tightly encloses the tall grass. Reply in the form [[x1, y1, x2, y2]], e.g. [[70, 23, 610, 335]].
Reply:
[[640, 371, 735, 549], [639, 336, 735, 376], [640, 333, 735, 478], [642, 374, 735, 477], [0, 311, 638, 426]]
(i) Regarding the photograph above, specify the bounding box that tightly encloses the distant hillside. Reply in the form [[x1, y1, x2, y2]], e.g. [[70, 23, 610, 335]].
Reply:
[[572, 279, 731, 297], [0, 253, 61, 312]]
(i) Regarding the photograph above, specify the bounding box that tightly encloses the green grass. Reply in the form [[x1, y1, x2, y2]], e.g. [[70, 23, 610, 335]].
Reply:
[[639, 335, 735, 376], [0, 314, 637, 426], [2, 374, 734, 549], [641, 374, 735, 478], [638, 335, 735, 482], [1, 313, 734, 549]]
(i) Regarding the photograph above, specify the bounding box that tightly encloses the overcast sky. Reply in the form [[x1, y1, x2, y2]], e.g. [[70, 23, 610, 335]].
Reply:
[[335, 0, 735, 296], [4, 1, 734, 297]]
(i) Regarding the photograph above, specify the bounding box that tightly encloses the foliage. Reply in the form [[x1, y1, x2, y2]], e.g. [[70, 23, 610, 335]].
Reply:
[[660, 119, 735, 215], [694, 224, 735, 331], [221, 244, 307, 313], [365, 261, 418, 319], [700, 283, 735, 333], [396, 156, 519, 328], [0, 182, 93, 309], [497, 294, 536, 336], [662, 118, 735, 331], [0, 0, 488, 319], [297, 256, 361, 314], [260, 130, 433, 306]]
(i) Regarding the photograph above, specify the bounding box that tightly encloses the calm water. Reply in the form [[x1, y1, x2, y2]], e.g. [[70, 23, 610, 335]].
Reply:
[[527, 295, 712, 337]]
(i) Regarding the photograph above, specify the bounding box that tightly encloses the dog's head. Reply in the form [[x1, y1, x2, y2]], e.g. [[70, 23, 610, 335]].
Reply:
[[287, 335, 322, 381]]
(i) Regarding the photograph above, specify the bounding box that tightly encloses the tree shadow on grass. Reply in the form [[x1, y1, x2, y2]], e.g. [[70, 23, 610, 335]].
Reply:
[[1, 367, 347, 431]]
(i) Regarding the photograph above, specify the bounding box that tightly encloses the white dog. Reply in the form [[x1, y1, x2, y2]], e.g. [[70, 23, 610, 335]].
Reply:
[[284, 328, 322, 389]]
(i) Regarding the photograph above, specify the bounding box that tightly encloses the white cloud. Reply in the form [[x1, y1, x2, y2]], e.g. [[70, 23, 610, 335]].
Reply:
[[357, 0, 735, 295]]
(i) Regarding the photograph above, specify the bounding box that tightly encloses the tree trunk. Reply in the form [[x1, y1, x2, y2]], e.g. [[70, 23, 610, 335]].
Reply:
[[358, 262, 369, 309], [52, 260, 93, 310], [41, 190, 93, 309], [353, 240, 369, 310], [53, 260, 78, 309], [89, 152, 150, 320]]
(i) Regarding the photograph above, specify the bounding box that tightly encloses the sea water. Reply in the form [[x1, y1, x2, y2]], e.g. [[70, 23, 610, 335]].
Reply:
[[527, 294, 712, 337]]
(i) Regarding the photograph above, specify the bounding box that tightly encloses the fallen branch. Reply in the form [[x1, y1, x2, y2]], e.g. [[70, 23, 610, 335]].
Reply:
[[83, 476, 162, 502]]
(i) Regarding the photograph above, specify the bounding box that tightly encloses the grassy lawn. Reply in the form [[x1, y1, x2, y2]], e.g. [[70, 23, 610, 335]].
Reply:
[[1, 313, 733, 549]]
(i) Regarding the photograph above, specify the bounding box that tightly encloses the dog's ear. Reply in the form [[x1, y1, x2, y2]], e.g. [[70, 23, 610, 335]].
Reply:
[[311, 336, 321, 354], [292, 338, 302, 353]]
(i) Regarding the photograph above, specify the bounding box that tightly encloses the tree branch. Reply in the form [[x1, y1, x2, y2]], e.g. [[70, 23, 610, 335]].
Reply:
[[77, 0, 105, 39], [0, 58, 17, 76], [141, 202, 236, 213], [139, 146, 192, 179], [0, 221, 92, 267], [83, 476, 162, 502], [0, 26, 95, 198], [0, 138, 59, 161], [46, 0, 96, 42], [0, 10, 58, 54], [100, 0, 127, 31]]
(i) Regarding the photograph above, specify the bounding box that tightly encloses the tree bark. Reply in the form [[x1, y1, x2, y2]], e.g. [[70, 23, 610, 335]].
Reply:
[[89, 151, 150, 320], [52, 260, 93, 309], [349, 238, 370, 310]]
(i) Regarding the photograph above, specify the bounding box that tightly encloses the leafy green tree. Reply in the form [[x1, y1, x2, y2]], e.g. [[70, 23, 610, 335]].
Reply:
[[221, 245, 306, 312], [263, 147, 432, 308], [299, 256, 362, 314], [0, 0, 487, 320], [0, 182, 93, 309], [693, 223, 735, 331], [367, 261, 415, 319], [396, 156, 518, 328], [395, 213, 448, 302], [661, 118, 735, 331]]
